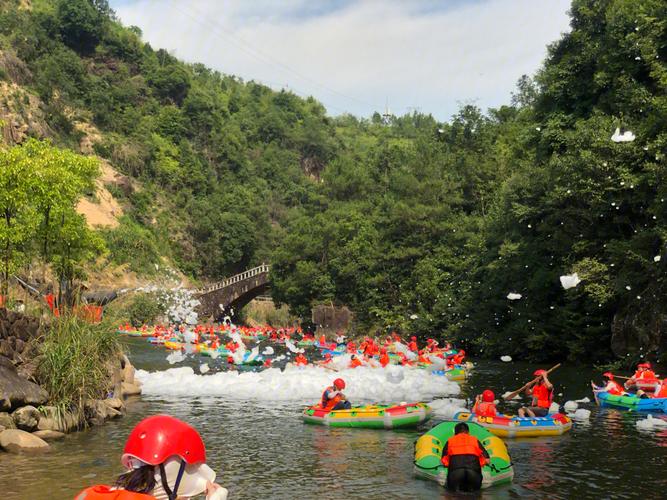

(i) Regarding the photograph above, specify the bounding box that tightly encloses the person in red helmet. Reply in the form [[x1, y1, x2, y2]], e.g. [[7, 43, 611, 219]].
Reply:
[[321, 378, 351, 410], [518, 369, 554, 417], [472, 390, 497, 417], [75, 415, 227, 500], [408, 336, 418, 352], [601, 372, 626, 396]]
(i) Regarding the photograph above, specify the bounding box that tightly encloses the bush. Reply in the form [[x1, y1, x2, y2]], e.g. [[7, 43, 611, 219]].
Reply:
[[38, 315, 122, 418], [127, 292, 164, 327], [100, 216, 161, 275]]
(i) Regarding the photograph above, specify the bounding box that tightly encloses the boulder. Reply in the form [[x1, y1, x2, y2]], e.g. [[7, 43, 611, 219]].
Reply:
[[32, 430, 65, 441], [86, 399, 122, 426], [121, 381, 142, 398], [0, 363, 48, 411], [103, 398, 125, 412], [0, 429, 49, 453], [0, 412, 16, 429], [12, 405, 40, 431], [122, 356, 135, 384], [37, 407, 82, 433]]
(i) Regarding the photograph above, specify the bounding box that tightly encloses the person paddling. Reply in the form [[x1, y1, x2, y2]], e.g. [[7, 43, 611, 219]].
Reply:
[[472, 390, 498, 417], [441, 422, 490, 492], [321, 378, 351, 410], [518, 369, 554, 417], [75, 415, 227, 500], [599, 372, 626, 396]]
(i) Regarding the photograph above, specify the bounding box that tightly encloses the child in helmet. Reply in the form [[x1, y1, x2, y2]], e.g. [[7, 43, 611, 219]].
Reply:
[[472, 390, 498, 417], [321, 378, 351, 410], [75, 415, 228, 500]]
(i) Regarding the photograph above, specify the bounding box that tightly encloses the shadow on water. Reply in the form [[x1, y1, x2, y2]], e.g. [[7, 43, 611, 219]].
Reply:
[[1, 341, 666, 499]]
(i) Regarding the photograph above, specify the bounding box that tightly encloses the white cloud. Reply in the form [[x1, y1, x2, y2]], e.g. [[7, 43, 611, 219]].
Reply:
[[112, 0, 571, 119]]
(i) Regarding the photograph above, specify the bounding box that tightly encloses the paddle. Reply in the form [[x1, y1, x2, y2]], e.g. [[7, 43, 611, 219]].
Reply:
[[503, 363, 561, 400]]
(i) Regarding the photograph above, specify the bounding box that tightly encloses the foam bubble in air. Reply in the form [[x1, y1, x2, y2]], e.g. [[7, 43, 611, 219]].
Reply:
[[500, 355, 512, 362], [136, 365, 460, 403]]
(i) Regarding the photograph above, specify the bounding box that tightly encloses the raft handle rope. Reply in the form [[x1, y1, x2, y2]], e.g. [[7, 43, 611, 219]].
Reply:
[[159, 460, 186, 500]]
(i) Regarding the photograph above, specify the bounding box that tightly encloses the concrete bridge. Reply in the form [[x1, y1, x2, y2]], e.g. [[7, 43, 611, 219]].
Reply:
[[196, 264, 270, 319]]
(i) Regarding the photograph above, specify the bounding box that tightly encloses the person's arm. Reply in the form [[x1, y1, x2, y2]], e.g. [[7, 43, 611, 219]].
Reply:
[[543, 374, 553, 390], [477, 439, 490, 464]]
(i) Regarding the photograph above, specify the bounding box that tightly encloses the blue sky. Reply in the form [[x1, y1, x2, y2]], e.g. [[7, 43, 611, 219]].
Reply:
[[109, 0, 572, 120]]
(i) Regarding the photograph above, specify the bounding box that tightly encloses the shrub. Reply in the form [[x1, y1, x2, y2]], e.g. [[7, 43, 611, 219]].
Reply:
[[127, 292, 164, 327], [38, 314, 122, 419]]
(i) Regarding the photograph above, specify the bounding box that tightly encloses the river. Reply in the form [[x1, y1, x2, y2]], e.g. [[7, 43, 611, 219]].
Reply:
[[1, 338, 665, 499]]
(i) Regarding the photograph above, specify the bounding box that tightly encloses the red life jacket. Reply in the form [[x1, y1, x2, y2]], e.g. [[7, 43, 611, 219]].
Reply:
[[379, 354, 390, 367], [441, 433, 487, 467], [408, 341, 418, 352], [350, 358, 362, 368], [74, 485, 156, 500], [321, 386, 341, 410], [474, 401, 497, 417], [532, 383, 553, 408]]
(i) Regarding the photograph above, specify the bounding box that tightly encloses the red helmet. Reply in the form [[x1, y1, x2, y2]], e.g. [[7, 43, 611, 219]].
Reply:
[[411, 336, 416, 340], [333, 378, 346, 389], [533, 369, 547, 376], [380, 348, 387, 354], [482, 390, 495, 402], [638, 362, 651, 369], [603, 371, 614, 379], [459, 350, 465, 355], [121, 415, 206, 468], [325, 353, 332, 359]]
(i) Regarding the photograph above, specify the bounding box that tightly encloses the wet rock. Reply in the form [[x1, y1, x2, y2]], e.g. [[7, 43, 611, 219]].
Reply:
[[37, 407, 82, 433], [12, 405, 40, 431], [103, 398, 125, 412], [0, 429, 49, 453], [0, 412, 16, 429], [86, 399, 122, 426], [121, 381, 142, 398], [32, 430, 65, 441], [122, 356, 135, 384], [0, 364, 48, 411]]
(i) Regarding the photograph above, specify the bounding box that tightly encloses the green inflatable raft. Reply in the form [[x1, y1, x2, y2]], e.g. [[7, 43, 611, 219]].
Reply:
[[414, 421, 513, 489]]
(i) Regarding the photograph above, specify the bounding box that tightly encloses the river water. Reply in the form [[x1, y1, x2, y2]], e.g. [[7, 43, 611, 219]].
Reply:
[[1, 339, 665, 499]]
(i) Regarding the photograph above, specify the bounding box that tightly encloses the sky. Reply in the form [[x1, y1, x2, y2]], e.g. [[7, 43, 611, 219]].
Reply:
[[110, 0, 572, 120]]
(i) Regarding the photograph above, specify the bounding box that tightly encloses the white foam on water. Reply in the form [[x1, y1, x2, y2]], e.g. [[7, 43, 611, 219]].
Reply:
[[199, 363, 210, 374], [564, 401, 578, 412], [262, 346, 274, 356], [572, 408, 591, 421], [548, 402, 560, 414], [166, 351, 186, 365], [636, 414, 667, 431], [136, 365, 460, 403], [575, 397, 590, 403], [429, 398, 469, 419], [500, 355, 512, 362]]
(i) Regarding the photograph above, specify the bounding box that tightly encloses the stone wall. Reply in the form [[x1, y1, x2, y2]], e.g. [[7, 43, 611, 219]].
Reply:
[[312, 304, 353, 333]]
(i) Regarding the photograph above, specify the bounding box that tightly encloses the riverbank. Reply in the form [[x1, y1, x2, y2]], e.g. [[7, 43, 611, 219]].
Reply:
[[0, 309, 142, 454]]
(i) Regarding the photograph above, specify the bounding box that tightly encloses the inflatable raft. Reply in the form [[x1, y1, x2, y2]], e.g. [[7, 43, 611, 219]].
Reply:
[[595, 391, 667, 412], [453, 411, 572, 438], [302, 402, 431, 429], [414, 421, 513, 489]]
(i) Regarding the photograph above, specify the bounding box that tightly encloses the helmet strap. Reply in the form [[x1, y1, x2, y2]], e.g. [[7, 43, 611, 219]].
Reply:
[[159, 460, 187, 500]]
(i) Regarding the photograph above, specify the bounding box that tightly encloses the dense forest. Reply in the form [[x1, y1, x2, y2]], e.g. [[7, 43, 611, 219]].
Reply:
[[0, 0, 665, 363]]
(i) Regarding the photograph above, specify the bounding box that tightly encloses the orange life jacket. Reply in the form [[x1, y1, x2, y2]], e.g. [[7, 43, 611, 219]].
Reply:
[[474, 401, 497, 417], [408, 341, 418, 352], [639, 370, 656, 380], [655, 382, 667, 399], [321, 386, 341, 410], [606, 380, 625, 396], [74, 485, 155, 500], [441, 433, 487, 467], [350, 358, 362, 368], [532, 383, 552, 408]]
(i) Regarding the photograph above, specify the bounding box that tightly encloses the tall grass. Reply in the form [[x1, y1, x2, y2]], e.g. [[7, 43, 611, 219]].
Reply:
[[38, 315, 122, 419]]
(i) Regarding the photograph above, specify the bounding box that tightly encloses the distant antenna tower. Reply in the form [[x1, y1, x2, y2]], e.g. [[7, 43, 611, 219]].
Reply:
[[382, 98, 392, 124]]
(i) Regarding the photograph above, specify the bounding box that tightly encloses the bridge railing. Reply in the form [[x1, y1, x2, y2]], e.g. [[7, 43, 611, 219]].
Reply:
[[197, 264, 270, 294]]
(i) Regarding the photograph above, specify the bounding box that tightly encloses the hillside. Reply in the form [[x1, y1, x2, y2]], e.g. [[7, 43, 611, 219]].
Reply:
[[0, 0, 665, 363]]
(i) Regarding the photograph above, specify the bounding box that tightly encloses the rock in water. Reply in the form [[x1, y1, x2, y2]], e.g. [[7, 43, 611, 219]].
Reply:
[[0, 412, 16, 429], [32, 430, 65, 441], [12, 405, 40, 431], [0, 363, 48, 411], [0, 429, 49, 453]]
